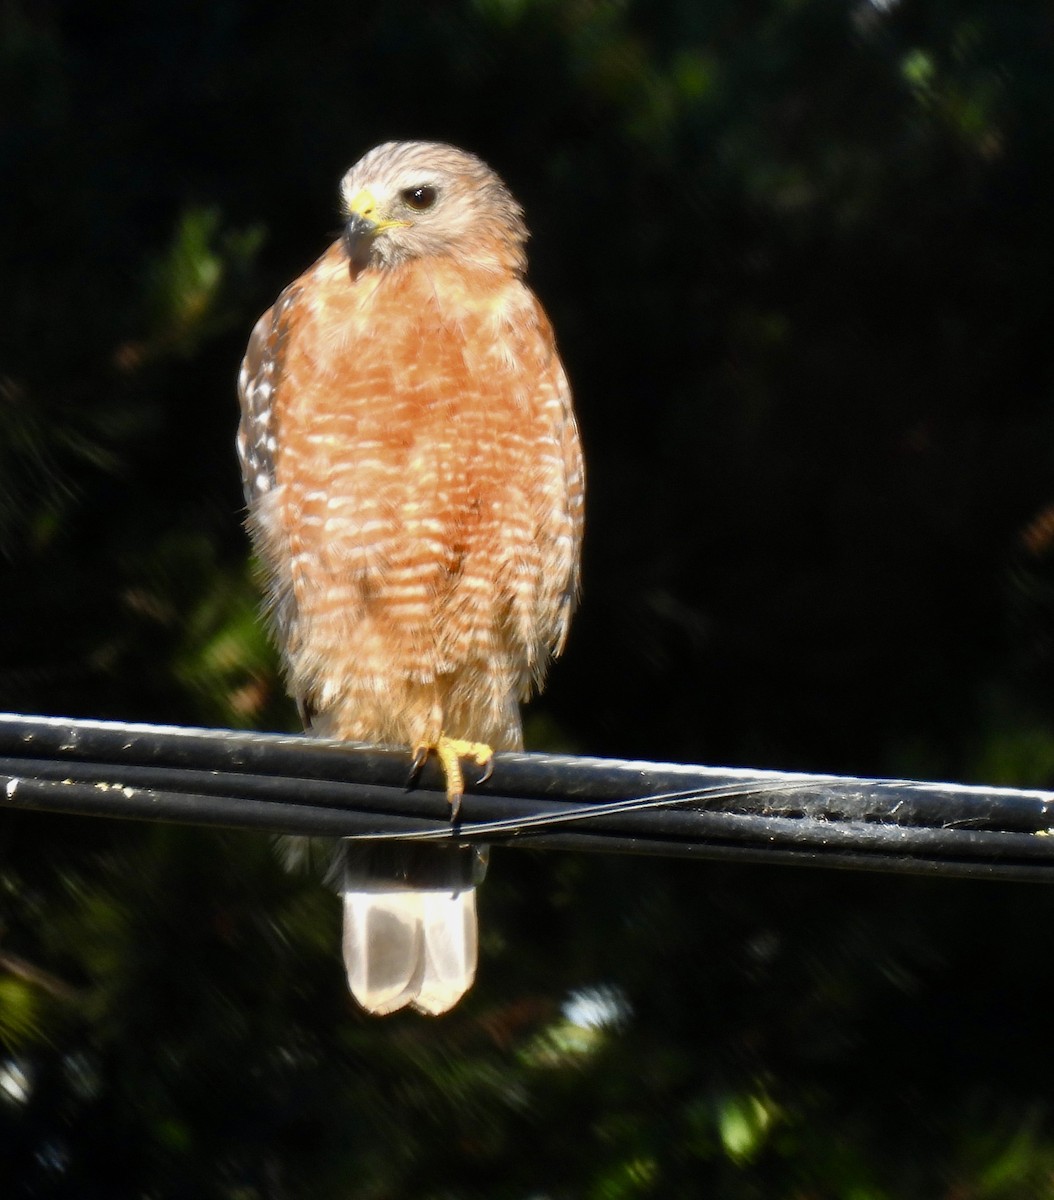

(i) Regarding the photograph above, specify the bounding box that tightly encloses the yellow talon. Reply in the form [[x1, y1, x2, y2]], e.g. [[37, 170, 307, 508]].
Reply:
[[413, 736, 494, 822]]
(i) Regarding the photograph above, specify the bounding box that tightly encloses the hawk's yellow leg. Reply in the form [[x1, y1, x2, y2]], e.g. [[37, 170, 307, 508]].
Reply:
[[412, 737, 494, 822]]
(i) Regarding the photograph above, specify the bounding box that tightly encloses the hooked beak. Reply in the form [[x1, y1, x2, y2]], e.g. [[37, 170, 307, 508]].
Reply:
[[342, 187, 409, 270]]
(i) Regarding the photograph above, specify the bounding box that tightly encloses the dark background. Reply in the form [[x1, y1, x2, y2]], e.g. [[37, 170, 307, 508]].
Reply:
[[4, 1, 1054, 1196]]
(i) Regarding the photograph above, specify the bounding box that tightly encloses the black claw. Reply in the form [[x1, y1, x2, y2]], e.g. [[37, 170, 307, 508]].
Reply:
[[478, 758, 494, 786], [449, 792, 462, 825], [406, 746, 427, 790]]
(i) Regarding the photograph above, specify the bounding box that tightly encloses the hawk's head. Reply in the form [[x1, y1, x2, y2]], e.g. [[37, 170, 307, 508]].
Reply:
[[339, 141, 528, 275]]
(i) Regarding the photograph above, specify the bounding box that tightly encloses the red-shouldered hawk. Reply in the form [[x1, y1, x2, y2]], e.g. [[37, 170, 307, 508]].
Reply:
[[237, 142, 584, 1015]]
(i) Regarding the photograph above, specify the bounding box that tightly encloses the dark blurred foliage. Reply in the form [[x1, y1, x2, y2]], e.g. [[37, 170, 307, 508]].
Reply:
[[3, 0, 1054, 1195]]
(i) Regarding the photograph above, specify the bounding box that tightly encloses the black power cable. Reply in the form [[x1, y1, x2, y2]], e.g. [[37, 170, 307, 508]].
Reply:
[[1, 712, 1053, 881]]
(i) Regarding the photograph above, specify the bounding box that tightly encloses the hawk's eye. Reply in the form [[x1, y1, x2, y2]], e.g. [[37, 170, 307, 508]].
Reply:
[[401, 186, 437, 212]]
